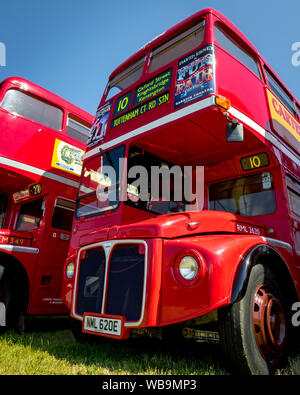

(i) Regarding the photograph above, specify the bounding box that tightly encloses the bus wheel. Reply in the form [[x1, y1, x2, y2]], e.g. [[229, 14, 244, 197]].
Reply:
[[0, 267, 20, 333], [69, 317, 98, 344], [219, 264, 288, 375]]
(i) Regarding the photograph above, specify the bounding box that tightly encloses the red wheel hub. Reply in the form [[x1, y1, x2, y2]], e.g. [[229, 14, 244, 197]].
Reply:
[[253, 284, 286, 362]]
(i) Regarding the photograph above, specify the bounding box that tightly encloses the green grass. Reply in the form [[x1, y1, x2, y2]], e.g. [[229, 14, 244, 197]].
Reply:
[[0, 318, 229, 375], [0, 318, 299, 375]]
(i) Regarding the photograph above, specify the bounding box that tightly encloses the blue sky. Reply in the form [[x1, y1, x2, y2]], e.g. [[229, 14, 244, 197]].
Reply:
[[0, 0, 299, 115]]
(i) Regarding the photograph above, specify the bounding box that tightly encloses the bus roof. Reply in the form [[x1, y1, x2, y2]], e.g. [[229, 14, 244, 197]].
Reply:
[[1, 76, 93, 122], [108, 8, 299, 106]]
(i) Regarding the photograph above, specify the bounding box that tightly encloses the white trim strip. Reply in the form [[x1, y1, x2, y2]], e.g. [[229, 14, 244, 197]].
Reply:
[[228, 107, 300, 166], [0, 156, 79, 188], [262, 237, 293, 251], [83, 96, 299, 167], [0, 245, 39, 254], [83, 96, 216, 160]]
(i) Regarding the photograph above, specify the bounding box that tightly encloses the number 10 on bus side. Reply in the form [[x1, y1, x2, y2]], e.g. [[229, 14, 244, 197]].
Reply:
[[240, 152, 270, 171]]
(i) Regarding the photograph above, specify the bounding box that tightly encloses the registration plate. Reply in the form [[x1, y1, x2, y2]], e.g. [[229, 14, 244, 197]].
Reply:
[[83, 314, 122, 337]]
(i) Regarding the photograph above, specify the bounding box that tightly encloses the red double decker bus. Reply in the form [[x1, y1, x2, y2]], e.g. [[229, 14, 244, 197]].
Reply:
[[0, 77, 93, 331], [62, 9, 300, 374]]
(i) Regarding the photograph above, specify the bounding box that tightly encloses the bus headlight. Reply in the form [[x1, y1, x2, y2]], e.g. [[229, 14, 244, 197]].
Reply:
[[178, 256, 198, 280], [66, 262, 75, 279]]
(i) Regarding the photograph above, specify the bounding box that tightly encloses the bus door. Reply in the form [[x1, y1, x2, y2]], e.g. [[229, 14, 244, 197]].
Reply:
[[32, 197, 75, 310], [14, 196, 45, 305]]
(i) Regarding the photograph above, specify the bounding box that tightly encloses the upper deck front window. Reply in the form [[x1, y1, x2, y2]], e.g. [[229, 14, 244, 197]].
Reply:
[[106, 57, 145, 100], [214, 24, 261, 79], [0, 89, 63, 130], [149, 20, 205, 74]]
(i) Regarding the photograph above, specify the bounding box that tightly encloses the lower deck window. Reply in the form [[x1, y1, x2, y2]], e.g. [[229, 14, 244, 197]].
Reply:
[[209, 172, 276, 217], [52, 198, 75, 231], [286, 175, 300, 217]]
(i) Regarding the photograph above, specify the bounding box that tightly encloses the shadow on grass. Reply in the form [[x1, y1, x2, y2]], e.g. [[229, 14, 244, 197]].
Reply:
[[25, 316, 71, 332], [5, 317, 231, 375]]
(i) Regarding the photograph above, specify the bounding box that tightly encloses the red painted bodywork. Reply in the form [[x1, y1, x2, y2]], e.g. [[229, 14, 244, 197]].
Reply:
[[0, 77, 94, 316], [62, 9, 300, 338]]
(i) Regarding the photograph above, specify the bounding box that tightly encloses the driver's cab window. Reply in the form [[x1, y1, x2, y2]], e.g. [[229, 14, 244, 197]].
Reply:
[[0, 194, 8, 228], [126, 146, 186, 215], [16, 198, 45, 231]]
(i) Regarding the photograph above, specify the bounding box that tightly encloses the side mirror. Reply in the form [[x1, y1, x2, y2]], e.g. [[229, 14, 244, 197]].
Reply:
[[226, 119, 244, 142]]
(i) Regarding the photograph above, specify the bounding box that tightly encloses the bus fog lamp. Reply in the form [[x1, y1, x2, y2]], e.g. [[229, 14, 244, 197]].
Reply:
[[179, 256, 198, 280]]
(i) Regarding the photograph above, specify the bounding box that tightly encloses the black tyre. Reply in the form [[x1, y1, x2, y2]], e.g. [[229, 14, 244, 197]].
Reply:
[[219, 264, 289, 375], [0, 266, 21, 333]]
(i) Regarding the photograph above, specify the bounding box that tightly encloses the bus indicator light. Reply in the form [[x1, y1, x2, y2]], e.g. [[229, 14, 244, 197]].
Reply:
[[215, 95, 231, 110]]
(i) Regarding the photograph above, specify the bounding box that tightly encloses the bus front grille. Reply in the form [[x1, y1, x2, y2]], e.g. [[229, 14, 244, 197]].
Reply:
[[105, 244, 145, 322], [76, 243, 145, 323], [76, 247, 106, 316]]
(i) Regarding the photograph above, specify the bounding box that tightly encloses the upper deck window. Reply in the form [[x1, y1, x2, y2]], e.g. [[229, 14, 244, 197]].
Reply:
[[67, 114, 91, 143], [106, 57, 145, 100], [214, 24, 261, 79], [149, 20, 205, 74], [0, 89, 63, 130], [0, 194, 8, 228], [265, 69, 297, 117]]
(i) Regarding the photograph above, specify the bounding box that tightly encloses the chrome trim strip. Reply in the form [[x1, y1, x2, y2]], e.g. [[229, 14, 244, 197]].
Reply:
[[261, 237, 293, 251], [83, 97, 299, 167], [101, 241, 114, 314], [72, 239, 148, 328], [0, 245, 39, 254], [228, 107, 300, 166]]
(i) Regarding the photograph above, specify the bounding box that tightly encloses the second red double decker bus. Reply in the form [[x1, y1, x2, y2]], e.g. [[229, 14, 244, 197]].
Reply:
[[62, 9, 300, 374], [0, 77, 93, 331]]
